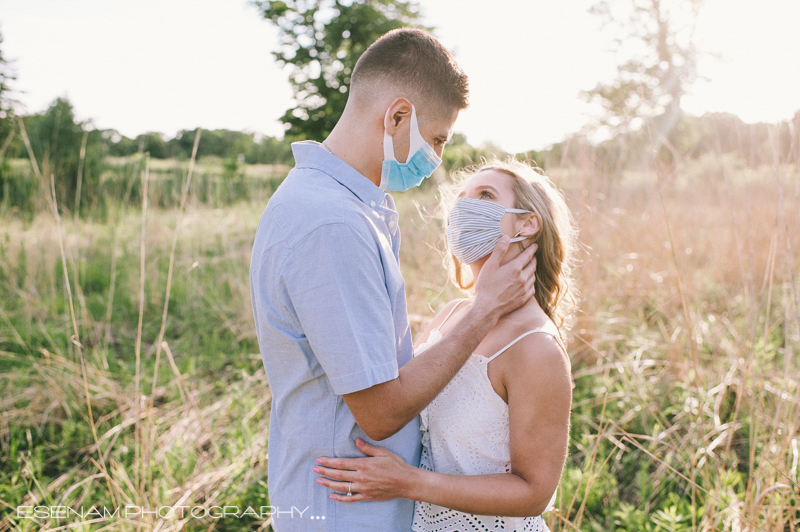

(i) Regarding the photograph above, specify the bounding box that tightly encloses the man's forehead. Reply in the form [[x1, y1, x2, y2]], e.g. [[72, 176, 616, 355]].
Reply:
[[436, 126, 455, 141], [420, 106, 458, 131], [431, 115, 458, 140]]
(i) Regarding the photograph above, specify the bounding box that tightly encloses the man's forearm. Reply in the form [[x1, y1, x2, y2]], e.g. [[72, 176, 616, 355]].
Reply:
[[366, 304, 499, 439]]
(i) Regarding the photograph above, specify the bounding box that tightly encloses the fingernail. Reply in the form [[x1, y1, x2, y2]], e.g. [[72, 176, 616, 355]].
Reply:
[[356, 438, 364, 445], [313, 467, 319, 473], [329, 494, 335, 499], [316, 458, 322, 464], [316, 478, 323, 484]]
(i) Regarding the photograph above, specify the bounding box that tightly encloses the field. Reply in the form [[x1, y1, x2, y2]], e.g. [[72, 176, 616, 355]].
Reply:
[[1, 148, 799, 531]]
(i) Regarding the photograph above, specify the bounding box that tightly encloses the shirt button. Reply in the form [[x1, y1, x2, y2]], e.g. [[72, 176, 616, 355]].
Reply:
[[370, 201, 376, 207], [388, 220, 395, 227]]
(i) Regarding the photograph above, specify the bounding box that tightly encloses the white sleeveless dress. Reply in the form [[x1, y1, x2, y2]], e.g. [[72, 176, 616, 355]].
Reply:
[[410, 299, 561, 532]]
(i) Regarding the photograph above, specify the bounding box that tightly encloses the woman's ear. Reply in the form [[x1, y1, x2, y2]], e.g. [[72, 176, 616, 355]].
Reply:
[[519, 212, 540, 237]]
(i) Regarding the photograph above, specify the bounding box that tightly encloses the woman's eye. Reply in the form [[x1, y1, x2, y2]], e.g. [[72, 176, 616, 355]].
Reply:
[[480, 190, 492, 198]]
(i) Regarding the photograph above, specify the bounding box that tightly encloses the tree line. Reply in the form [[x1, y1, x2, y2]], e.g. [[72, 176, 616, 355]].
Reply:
[[0, 96, 296, 216], [3, 97, 295, 164]]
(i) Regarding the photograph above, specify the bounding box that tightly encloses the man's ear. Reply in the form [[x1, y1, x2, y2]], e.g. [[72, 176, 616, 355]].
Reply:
[[384, 98, 413, 136]]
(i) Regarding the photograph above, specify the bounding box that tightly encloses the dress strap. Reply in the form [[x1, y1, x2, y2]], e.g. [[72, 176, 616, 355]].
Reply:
[[485, 321, 566, 362], [438, 298, 469, 330]]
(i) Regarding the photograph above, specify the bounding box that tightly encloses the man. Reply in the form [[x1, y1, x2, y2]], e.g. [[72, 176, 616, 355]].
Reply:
[[250, 28, 537, 531]]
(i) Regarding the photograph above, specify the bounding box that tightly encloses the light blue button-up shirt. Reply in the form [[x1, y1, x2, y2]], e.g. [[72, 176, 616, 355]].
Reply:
[[250, 141, 421, 531]]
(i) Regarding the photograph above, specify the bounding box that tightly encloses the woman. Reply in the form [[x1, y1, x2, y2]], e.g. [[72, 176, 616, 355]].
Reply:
[[313, 158, 578, 531]]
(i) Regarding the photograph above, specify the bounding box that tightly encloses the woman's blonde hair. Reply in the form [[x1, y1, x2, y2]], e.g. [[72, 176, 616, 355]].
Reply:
[[439, 158, 579, 332]]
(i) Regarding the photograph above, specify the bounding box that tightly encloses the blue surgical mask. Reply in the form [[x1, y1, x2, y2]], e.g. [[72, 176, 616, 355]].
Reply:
[[446, 197, 532, 264], [380, 103, 442, 192]]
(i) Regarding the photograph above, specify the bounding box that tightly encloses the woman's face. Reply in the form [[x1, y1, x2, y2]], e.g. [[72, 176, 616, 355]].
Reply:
[[457, 169, 527, 243]]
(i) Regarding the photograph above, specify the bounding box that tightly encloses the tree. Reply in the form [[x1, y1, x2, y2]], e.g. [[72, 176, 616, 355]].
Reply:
[[0, 25, 17, 151], [582, 0, 705, 164], [253, 0, 427, 141], [20, 97, 105, 214]]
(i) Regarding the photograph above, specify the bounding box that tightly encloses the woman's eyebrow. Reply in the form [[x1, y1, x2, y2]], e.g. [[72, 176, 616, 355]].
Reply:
[[458, 185, 499, 198]]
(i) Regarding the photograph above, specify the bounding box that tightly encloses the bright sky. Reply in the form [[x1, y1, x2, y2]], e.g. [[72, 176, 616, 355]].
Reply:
[[2, 0, 799, 153]]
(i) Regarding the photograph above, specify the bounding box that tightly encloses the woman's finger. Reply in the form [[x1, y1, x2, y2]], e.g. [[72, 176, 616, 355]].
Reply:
[[316, 477, 370, 502], [330, 492, 369, 503], [316, 456, 364, 469], [313, 465, 356, 481], [355, 437, 390, 456], [315, 476, 350, 493]]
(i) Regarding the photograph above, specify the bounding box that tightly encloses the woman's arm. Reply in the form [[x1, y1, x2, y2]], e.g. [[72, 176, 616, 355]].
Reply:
[[417, 332, 572, 516], [314, 332, 572, 517]]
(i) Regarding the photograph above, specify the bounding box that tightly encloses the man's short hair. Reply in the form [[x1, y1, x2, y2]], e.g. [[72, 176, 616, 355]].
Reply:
[[351, 28, 469, 115]]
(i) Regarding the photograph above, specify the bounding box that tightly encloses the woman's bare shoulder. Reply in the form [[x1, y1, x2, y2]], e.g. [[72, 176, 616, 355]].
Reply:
[[502, 326, 571, 385], [413, 298, 471, 348]]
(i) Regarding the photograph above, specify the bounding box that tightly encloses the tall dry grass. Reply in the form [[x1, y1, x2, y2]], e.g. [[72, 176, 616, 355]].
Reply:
[[0, 130, 798, 531]]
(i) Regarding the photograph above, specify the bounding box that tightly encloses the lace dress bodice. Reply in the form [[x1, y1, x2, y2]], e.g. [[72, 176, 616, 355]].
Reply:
[[410, 299, 560, 532]]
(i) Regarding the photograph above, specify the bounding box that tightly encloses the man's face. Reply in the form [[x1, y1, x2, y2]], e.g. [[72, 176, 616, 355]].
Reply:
[[391, 105, 460, 163], [419, 107, 460, 159]]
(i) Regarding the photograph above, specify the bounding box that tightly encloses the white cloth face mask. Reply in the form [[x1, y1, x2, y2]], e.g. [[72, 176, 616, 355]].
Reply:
[[446, 196, 532, 264]]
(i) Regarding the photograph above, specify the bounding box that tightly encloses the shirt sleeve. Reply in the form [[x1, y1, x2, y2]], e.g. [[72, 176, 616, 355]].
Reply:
[[281, 221, 399, 395]]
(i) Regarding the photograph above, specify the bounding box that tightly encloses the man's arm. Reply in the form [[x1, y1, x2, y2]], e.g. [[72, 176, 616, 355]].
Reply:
[[343, 236, 538, 441], [281, 221, 401, 398]]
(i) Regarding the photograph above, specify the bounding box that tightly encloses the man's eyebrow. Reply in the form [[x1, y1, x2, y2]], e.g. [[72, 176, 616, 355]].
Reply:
[[436, 130, 453, 142]]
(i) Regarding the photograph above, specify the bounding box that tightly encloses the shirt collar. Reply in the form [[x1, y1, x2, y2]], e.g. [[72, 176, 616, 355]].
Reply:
[[291, 141, 388, 209]]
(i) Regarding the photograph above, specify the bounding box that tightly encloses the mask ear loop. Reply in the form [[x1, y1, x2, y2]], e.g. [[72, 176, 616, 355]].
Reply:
[[383, 103, 425, 164], [509, 208, 533, 245], [383, 105, 397, 162], [513, 231, 528, 249]]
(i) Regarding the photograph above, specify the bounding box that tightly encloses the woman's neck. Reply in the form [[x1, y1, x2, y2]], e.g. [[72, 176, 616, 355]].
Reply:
[[469, 256, 546, 321]]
